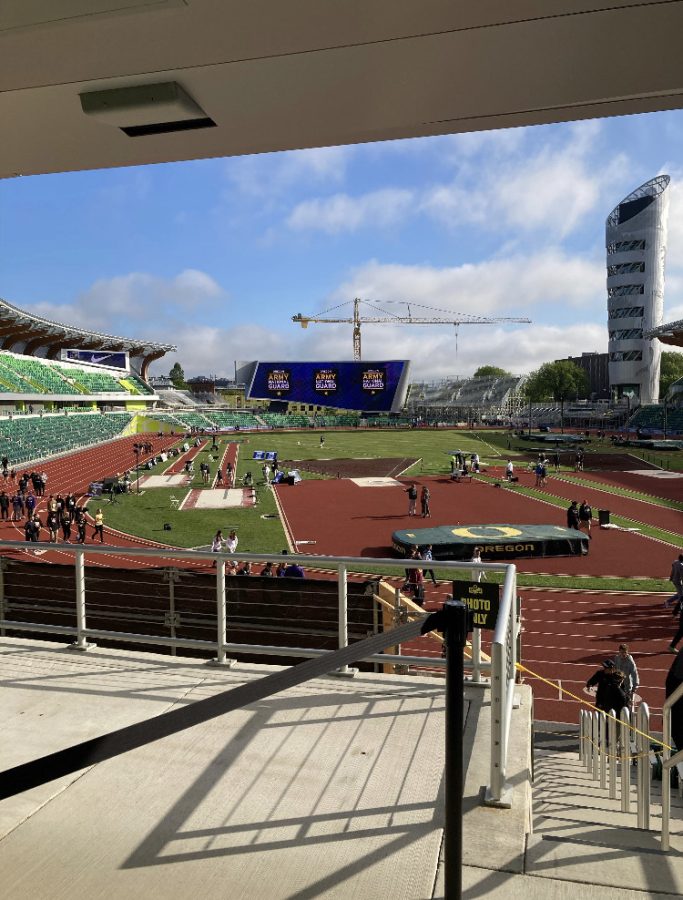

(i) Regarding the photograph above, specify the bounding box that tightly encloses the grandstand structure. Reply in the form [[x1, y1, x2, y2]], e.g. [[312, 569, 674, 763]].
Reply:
[[407, 374, 527, 423], [0, 297, 174, 414]]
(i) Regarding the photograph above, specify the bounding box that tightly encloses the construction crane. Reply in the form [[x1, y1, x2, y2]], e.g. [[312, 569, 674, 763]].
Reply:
[[292, 298, 531, 360]]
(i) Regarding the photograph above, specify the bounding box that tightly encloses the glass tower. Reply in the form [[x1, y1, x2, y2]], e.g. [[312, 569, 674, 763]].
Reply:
[[605, 174, 669, 405]]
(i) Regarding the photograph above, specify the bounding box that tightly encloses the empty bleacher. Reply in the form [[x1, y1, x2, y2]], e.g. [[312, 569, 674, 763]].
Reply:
[[54, 366, 127, 394], [204, 411, 263, 430], [313, 415, 361, 427], [0, 351, 157, 401], [0, 356, 80, 394], [628, 404, 683, 435], [260, 413, 312, 428], [0, 412, 132, 465]]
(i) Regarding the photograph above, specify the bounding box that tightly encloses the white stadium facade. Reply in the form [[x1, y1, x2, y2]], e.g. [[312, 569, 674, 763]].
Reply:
[[605, 174, 670, 405]]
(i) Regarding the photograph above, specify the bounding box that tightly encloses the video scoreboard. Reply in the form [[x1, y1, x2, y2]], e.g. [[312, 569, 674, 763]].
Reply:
[[246, 360, 410, 412]]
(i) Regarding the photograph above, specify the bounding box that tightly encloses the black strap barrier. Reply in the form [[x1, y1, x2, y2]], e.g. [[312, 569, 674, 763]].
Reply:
[[0, 618, 428, 800]]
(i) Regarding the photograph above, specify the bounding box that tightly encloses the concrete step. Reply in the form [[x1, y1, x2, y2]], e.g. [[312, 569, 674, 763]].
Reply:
[[529, 745, 683, 893], [527, 820, 683, 894]]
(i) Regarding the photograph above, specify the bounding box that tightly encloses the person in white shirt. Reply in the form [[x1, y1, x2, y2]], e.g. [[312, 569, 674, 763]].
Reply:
[[226, 529, 238, 554], [210, 530, 225, 567], [470, 546, 487, 583], [505, 460, 514, 481]]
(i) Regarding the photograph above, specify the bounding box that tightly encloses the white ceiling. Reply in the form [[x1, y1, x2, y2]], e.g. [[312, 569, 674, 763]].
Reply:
[[3, 0, 683, 177]]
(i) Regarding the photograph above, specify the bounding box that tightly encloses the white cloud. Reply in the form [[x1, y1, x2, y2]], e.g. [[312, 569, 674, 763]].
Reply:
[[287, 188, 415, 234], [24, 270, 227, 337], [331, 252, 604, 316], [226, 145, 352, 199], [422, 122, 627, 239], [283, 122, 625, 241]]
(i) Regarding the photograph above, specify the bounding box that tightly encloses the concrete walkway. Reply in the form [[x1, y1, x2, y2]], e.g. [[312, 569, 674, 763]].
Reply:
[[1, 637, 681, 898]]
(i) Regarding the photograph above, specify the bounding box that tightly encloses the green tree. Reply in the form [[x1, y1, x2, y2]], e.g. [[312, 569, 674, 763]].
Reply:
[[523, 360, 589, 432], [660, 350, 683, 397], [169, 361, 186, 389], [473, 365, 511, 378]]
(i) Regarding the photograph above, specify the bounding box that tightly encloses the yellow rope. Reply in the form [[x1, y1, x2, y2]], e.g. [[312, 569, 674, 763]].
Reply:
[[516, 661, 673, 752]]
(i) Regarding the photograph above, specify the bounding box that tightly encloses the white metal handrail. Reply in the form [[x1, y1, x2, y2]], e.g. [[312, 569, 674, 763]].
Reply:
[[580, 704, 660, 833], [485, 563, 520, 807], [0, 540, 519, 808]]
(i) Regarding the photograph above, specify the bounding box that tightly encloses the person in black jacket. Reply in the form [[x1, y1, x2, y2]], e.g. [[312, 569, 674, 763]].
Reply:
[[665, 648, 683, 752], [567, 500, 580, 531], [587, 660, 628, 714]]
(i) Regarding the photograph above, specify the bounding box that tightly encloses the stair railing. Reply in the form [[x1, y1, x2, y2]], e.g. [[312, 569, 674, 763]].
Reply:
[[579, 704, 643, 824]]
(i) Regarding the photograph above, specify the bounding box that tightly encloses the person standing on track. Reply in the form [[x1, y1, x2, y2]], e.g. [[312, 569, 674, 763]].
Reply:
[[92, 508, 105, 543], [75, 509, 87, 544], [612, 643, 639, 710], [47, 509, 59, 543], [578, 500, 593, 538], [61, 508, 73, 543], [420, 485, 431, 518], [420, 545, 437, 585], [566, 500, 580, 531], [405, 483, 418, 516]]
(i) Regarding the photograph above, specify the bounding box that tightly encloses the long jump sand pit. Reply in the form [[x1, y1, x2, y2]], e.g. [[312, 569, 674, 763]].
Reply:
[[281, 457, 419, 478], [138, 474, 190, 489], [182, 488, 256, 510]]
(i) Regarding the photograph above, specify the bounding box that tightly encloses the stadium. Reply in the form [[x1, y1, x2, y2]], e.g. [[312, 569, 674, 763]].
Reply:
[[2, 6, 683, 899]]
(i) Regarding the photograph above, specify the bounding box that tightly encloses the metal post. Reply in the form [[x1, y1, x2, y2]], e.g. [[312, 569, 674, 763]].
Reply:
[[489, 641, 504, 799], [72, 548, 94, 650], [599, 713, 607, 790], [662, 700, 671, 851], [444, 599, 469, 900], [215, 559, 227, 665], [0, 557, 5, 637], [608, 709, 617, 800], [584, 711, 593, 772], [333, 564, 355, 677], [592, 713, 599, 781], [637, 703, 650, 830], [620, 707, 631, 813], [163, 568, 181, 656], [470, 627, 482, 683], [135, 445, 141, 493]]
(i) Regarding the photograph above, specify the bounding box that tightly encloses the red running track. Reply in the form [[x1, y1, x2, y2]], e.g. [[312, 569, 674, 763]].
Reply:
[[274, 474, 678, 578], [274, 472, 683, 726]]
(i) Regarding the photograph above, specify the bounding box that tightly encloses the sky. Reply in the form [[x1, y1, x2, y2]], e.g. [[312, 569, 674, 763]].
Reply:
[[2, 109, 683, 381]]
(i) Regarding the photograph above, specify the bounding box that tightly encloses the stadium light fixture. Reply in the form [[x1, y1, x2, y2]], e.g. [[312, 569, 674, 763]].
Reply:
[[79, 81, 215, 137]]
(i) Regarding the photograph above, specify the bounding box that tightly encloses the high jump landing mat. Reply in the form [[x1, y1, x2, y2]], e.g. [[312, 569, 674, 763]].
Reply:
[[391, 524, 589, 560]]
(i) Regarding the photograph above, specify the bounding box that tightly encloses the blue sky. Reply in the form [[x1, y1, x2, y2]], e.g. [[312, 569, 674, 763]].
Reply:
[[2, 110, 683, 380]]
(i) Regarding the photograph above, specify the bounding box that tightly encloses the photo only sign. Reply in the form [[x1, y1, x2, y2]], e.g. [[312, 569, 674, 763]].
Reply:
[[451, 580, 500, 630]]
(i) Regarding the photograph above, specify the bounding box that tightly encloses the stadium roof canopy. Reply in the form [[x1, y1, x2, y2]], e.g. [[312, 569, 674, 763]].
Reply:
[[4, 2, 683, 179], [0, 296, 176, 370], [645, 319, 683, 349]]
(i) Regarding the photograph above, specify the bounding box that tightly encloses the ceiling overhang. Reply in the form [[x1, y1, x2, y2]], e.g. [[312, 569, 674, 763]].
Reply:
[[4, 2, 683, 178]]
